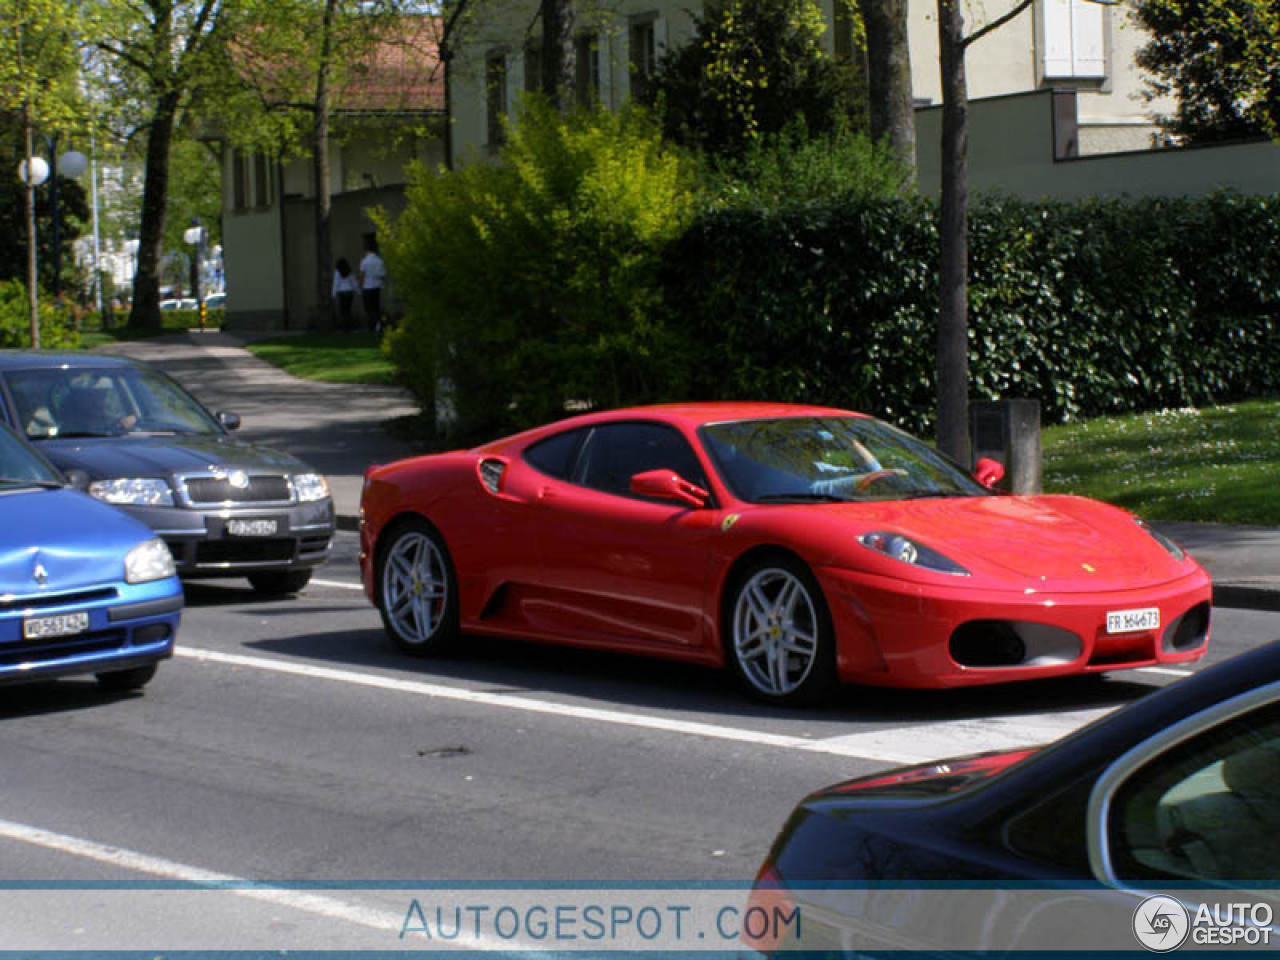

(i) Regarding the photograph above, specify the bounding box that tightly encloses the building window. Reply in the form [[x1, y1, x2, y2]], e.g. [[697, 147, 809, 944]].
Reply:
[[486, 51, 509, 149], [629, 16, 657, 102], [1041, 0, 1107, 80], [253, 152, 271, 208], [575, 32, 599, 106], [832, 0, 857, 63], [524, 42, 543, 93], [232, 151, 249, 212]]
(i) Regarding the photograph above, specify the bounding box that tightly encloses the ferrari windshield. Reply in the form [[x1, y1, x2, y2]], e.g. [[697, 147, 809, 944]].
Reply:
[[3, 366, 222, 440], [700, 416, 990, 503]]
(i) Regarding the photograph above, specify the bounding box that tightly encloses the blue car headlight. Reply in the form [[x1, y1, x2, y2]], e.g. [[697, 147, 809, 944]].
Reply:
[[292, 473, 330, 502], [125, 538, 177, 584], [858, 531, 970, 576], [89, 477, 175, 507]]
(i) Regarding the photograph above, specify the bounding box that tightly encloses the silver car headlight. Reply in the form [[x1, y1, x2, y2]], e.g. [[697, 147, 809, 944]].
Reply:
[[89, 477, 175, 507], [292, 473, 331, 502], [858, 531, 970, 576], [125, 538, 177, 584]]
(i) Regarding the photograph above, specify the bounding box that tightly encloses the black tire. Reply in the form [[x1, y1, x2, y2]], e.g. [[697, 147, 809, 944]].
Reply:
[[724, 555, 836, 706], [247, 570, 313, 594], [96, 664, 158, 692], [375, 517, 459, 655]]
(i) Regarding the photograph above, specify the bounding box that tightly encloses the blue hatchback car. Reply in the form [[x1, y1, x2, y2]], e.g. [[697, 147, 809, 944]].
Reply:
[[0, 423, 182, 690]]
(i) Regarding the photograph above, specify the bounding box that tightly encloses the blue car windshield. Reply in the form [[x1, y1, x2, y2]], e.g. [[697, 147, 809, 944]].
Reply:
[[0, 425, 63, 487], [699, 416, 990, 503], [3, 366, 222, 440]]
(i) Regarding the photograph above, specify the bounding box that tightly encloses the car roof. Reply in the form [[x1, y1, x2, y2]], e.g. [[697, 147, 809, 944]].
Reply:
[[0, 351, 142, 372]]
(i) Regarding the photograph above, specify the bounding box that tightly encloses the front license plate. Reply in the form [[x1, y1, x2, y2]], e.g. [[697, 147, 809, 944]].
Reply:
[[1107, 607, 1161, 634], [23, 611, 90, 640], [227, 518, 278, 537]]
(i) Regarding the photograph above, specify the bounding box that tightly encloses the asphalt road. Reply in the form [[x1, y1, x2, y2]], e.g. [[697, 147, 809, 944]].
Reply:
[[3, 535, 1278, 951]]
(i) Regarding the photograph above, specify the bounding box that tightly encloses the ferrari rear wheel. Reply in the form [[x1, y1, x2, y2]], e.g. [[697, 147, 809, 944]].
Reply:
[[728, 557, 835, 705], [377, 518, 458, 655]]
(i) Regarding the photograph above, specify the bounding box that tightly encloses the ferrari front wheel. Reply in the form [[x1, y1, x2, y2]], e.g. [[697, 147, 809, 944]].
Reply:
[[728, 557, 835, 705], [377, 518, 458, 655]]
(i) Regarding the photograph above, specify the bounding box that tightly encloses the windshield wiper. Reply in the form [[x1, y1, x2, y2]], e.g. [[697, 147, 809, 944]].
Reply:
[[899, 490, 980, 500], [755, 492, 848, 503]]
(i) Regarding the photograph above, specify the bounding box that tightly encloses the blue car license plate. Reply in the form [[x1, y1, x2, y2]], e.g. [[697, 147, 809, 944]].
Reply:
[[23, 611, 90, 640]]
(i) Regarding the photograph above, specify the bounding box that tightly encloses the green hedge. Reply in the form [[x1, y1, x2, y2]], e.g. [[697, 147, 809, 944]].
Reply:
[[0, 279, 79, 349], [665, 191, 1280, 434]]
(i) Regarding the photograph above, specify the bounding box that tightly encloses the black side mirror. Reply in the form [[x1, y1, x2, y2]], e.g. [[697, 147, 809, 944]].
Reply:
[[63, 468, 91, 491], [217, 411, 241, 431]]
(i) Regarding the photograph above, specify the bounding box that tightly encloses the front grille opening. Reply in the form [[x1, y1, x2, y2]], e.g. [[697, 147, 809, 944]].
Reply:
[[1163, 601, 1211, 653], [0, 631, 127, 666], [950, 620, 1083, 668], [951, 621, 1026, 667], [0, 587, 117, 612], [184, 475, 291, 504], [195, 539, 296, 565], [132, 623, 172, 646]]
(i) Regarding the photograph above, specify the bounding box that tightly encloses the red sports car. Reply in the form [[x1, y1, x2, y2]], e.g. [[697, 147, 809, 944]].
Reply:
[[358, 403, 1211, 704]]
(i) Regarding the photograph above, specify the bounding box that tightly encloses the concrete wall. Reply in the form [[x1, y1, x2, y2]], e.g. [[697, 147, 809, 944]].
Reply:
[[915, 89, 1280, 200]]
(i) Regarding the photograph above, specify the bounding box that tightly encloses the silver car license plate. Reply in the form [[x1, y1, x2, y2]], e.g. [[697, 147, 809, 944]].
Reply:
[[227, 518, 278, 537], [23, 611, 90, 640]]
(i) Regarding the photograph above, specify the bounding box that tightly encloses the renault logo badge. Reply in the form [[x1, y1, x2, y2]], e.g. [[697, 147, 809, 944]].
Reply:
[[33, 562, 49, 586]]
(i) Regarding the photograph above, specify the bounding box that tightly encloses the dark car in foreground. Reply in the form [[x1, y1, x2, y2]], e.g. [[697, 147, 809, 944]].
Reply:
[[0, 423, 181, 690], [752, 642, 1280, 953], [0, 353, 334, 594]]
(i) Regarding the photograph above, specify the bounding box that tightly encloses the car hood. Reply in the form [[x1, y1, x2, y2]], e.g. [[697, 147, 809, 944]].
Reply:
[[32, 434, 313, 479], [0, 487, 157, 592], [813, 494, 1195, 588]]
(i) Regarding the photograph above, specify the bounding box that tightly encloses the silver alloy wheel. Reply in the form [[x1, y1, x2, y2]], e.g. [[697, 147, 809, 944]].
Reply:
[[381, 530, 449, 645], [732, 566, 820, 697]]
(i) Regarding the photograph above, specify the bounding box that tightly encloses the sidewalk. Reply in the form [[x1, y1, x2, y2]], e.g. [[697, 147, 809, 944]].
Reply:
[[97, 330, 1280, 612]]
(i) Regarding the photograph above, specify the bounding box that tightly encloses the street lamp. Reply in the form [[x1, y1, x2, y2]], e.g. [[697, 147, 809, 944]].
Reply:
[[183, 220, 207, 331], [17, 137, 89, 346]]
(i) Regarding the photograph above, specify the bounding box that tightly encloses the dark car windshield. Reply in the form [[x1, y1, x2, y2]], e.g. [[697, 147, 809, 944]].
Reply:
[[3, 366, 221, 440], [0, 424, 64, 488], [699, 416, 990, 503]]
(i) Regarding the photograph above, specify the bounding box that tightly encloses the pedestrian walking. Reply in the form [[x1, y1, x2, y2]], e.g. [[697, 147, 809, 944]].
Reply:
[[332, 258, 357, 332], [358, 235, 387, 333]]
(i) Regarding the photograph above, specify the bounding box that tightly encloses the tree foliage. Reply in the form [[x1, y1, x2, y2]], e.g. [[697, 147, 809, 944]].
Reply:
[[647, 0, 867, 157], [1132, 0, 1280, 141], [380, 99, 695, 438]]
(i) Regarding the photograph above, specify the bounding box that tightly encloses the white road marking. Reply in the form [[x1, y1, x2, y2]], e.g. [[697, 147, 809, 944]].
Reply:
[[0, 818, 541, 953], [309, 578, 366, 591], [177, 647, 1119, 764]]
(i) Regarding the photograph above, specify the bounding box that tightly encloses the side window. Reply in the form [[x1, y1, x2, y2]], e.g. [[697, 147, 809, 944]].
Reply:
[[575, 422, 706, 499], [1108, 703, 1280, 885], [523, 428, 587, 481]]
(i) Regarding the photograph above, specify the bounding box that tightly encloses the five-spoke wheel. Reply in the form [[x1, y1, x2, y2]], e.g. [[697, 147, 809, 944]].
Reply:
[[377, 519, 457, 654], [728, 557, 834, 704]]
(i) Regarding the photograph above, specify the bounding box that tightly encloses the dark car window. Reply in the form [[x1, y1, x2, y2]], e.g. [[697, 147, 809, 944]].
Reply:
[[573, 422, 708, 499], [2, 367, 221, 439], [523, 427, 587, 481], [1108, 702, 1280, 885]]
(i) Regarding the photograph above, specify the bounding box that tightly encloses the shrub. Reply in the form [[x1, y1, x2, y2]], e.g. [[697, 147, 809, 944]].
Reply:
[[0, 279, 80, 349], [379, 98, 696, 439]]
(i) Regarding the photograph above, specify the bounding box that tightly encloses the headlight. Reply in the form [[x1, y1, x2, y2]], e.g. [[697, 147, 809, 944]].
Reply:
[[858, 531, 970, 576], [1137, 517, 1186, 561], [293, 473, 330, 502], [125, 538, 177, 584], [89, 477, 174, 506]]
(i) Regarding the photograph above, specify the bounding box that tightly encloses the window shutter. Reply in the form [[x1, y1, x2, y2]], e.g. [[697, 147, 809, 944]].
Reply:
[[1041, 0, 1073, 78], [653, 18, 667, 58], [1071, 0, 1106, 77], [598, 34, 613, 106], [506, 52, 523, 127]]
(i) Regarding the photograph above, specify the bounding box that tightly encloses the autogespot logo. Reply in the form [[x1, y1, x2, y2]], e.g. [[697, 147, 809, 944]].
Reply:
[[1134, 895, 1191, 952]]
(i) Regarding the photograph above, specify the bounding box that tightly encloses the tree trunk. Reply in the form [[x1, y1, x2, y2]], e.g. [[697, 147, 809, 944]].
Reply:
[[541, 0, 574, 108], [860, 0, 916, 175], [935, 0, 970, 465], [130, 89, 181, 329], [313, 0, 337, 330]]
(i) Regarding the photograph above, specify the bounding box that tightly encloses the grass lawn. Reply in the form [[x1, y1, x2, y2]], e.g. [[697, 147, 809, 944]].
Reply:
[[245, 333, 396, 385], [1043, 398, 1280, 526]]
